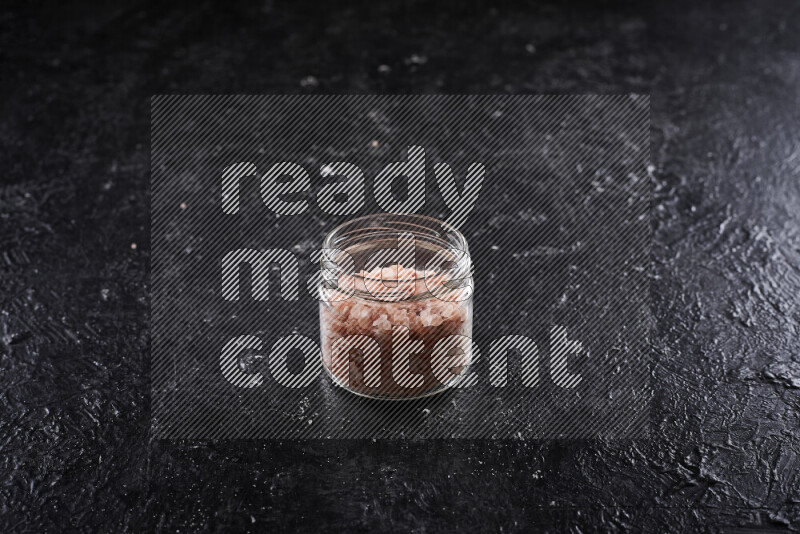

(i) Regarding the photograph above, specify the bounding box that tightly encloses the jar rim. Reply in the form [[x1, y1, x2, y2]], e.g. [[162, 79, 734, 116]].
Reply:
[[322, 213, 468, 253]]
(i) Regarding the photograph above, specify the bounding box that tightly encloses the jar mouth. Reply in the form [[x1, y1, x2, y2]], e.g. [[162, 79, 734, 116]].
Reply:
[[322, 213, 468, 254], [320, 213, 472, 302]]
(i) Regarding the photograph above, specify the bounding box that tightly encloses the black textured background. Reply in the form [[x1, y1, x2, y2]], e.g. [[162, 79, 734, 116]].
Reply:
[[1, 0, 799, 531]]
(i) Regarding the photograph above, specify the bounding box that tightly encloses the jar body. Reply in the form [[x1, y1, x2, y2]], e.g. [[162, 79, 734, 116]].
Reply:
[[318, 214, 474, 400]]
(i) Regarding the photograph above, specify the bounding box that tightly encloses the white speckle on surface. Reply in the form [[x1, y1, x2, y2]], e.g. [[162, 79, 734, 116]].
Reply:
[[300, 75, 319, 88], [404, 54, 427, 65]]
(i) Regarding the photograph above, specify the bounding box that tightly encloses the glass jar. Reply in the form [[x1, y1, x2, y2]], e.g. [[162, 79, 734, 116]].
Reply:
[[318, 214, 474, 400]]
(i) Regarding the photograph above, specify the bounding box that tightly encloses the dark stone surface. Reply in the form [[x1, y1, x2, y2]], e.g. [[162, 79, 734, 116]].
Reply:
[[1, 0, 798, 531]]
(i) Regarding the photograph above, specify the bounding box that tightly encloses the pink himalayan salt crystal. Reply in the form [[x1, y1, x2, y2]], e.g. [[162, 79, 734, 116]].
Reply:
[[352, 303, 374, 329], [419, 307, 443, 327], [390, 307, 413, 327], [361, 264, 416, 301], [372, 314, 392, 330]]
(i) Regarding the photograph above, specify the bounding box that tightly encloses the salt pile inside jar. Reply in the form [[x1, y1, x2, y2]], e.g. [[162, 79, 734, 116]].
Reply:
[[319, 262, 473, 399]]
